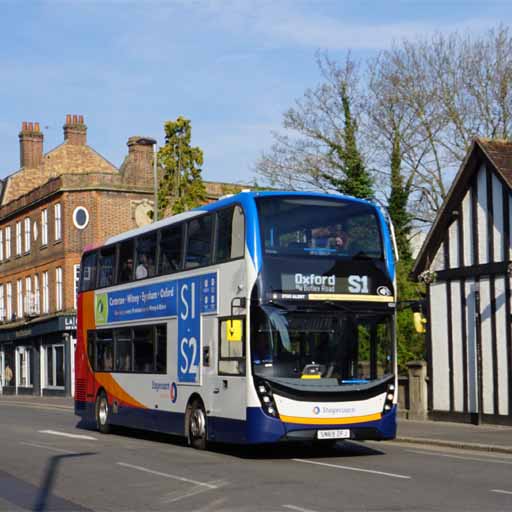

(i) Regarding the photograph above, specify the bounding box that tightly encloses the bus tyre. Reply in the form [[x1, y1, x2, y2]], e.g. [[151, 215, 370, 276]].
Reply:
[[95, 391, 111, 434], [188, 400, 207, 450]]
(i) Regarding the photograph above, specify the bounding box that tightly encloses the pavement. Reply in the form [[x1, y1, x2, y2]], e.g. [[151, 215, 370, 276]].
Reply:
[[1, 394, 511, 454]]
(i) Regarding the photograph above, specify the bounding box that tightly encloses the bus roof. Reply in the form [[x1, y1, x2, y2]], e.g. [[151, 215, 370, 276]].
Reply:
[[102, 191, 379, 247]]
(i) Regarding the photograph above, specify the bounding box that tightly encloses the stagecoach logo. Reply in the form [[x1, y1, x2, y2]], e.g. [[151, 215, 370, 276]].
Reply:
[[376, 286, 392, 296], [313, 405, 357, 416], [170, 382, 178, 403], [294, 273, 335, 293], [95, 294, 108, 325]]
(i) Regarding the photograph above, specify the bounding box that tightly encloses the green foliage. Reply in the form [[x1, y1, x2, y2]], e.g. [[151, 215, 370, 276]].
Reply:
[[321, 83, 374, 199], [396, 259, 426, 373], [387, 130, 412, 261], [157, 116, 206, 216]]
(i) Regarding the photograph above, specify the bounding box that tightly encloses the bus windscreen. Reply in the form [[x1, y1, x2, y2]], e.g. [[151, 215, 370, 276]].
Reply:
[[256, 196, 383, 260]]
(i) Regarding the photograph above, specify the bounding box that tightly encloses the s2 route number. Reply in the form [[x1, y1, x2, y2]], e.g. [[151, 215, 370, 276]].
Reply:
[[178, 280, 201, 383]]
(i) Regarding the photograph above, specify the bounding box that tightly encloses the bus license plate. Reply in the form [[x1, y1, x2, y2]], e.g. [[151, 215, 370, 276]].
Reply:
[[317, 429, 350, 440]]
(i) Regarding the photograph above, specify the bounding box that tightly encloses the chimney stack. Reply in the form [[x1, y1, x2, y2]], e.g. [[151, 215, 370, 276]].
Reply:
[[63, 114, 87, 145], [19, 121, 44, 168]]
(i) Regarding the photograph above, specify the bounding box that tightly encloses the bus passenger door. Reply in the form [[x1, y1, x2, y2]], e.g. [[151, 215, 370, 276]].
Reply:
[[209, 316, 247, 443]]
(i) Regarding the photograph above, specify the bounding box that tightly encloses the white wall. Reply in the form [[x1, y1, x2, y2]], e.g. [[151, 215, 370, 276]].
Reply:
[[430, 282, 450, 411]]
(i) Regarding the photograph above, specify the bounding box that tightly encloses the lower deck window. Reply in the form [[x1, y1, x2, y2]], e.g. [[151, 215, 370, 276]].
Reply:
[[88, 324, 167, 374]]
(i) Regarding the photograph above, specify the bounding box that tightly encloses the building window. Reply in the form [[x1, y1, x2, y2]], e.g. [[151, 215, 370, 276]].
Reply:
[[6, 283, 12, 320], [17, 346, 32, 387], [41, 209, 48, 246], [15, 222, 22, 256], [73, 206, 89, 230], [17, 279, 23, 318], [42, 272, 49, 314], [34, 274, 40, 314], [0, 285, 4, 321], [74, 264, 80, 310], [24, 217, 31, 253], [56, 267, 63, 311], [5, 226, 11, 259], [25, 277, 33, 315], [45, 345, 64, 387], [54, 203, 62, 241], [0, 230, 3, 262]]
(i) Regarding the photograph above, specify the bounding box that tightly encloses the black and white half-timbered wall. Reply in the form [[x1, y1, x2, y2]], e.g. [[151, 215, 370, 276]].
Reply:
[[413, 139, 512, 425]]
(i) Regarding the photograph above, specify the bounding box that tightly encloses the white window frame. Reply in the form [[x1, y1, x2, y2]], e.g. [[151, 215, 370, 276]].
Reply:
[[74, 264, 80, 310], [24, 276, 32, 315], [41, 209, 48, 246], [42, 272, 49, 314], [0, 229, 3, 261], [17, 278, 23, 318], [5, 226, 11, 259], [15, 221, 22, 256], [0, 285, 4, 321], [54, 203, 62, 241], [6, 282, 12, 320], [16, 346, 32, 388], [34, 274, 40, 314], [24, 217, 31, 253], [56, 267, 63, 311], [44, 344, 65, 388]]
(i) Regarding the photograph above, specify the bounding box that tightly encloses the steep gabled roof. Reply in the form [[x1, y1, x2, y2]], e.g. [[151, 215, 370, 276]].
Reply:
[[411, 138, 512, 279]]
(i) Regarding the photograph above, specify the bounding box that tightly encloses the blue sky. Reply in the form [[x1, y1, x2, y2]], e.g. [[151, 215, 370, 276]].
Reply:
[[0, 0, 509, 184]]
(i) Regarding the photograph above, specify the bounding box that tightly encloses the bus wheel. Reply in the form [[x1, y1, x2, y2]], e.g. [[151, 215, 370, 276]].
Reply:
[[95, 391, 111, 434], [188, 400, 207, 450]]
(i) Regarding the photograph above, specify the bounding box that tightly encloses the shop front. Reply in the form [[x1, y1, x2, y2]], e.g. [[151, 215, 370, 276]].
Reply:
[[0, 315, 76, 397]]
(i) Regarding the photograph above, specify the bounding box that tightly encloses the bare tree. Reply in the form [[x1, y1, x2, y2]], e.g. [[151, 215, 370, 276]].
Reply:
[[256, 53, 373, 198], [368, 25, 512, 225]]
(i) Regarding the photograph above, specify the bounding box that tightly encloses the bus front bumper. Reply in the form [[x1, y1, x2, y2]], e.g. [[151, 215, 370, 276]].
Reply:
[[246, 405, 397, 444]]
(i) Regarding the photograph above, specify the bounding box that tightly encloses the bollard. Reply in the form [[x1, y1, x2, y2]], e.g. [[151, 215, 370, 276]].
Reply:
[[407, 360, 428, 420]]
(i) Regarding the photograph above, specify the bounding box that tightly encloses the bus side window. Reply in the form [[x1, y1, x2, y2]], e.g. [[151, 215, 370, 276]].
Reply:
[[185, 215, 213, 269], [155, 325, 167, 373], [98, 247, 115, 288], [133, 326, 154, 373], [159, 225, 183, 274], [215, 205, 245, 263], [218, 318, 245, 376], [117, 240, 134, 284], [135, 233, 157, 280], [80, 252, 98, 292], [87, 331, 95, 369], [96, 330, 113, 372], [115, 328, 132, 371]]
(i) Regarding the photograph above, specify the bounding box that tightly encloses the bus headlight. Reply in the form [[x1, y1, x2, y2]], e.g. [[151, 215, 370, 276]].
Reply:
[[383, 382, 395, 414], [255, 380, 280, 419]]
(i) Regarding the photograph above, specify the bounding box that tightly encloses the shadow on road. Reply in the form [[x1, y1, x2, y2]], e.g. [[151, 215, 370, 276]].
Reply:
[[75, 419, 385, 461], [209, 440, 385, 460], [33, 452, 96, 512]]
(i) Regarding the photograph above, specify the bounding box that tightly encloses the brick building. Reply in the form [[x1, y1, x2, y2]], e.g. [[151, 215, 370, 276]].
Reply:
[[0, 115, 247, 397], [0, 115, 157, 396]]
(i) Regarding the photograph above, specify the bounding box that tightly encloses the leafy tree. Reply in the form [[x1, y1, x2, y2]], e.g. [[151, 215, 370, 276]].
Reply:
[[157, 116, 206, 216], [395, 259, 426, 373]]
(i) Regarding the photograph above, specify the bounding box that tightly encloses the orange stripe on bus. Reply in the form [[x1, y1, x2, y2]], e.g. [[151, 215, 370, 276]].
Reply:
[[280, 412, 382, 425], [81, 290, 146, 409]]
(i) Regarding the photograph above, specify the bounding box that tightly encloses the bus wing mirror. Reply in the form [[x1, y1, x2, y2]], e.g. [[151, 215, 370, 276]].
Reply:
[[226, 319, 243, 342]]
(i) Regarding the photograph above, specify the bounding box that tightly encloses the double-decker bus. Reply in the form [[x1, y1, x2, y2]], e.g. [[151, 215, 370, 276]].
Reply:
[[75, 191, 398, 448]]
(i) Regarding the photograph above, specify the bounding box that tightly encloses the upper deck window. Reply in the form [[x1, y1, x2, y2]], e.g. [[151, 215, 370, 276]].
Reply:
[[185, 215, 213, 269], [256, 196, 383, 260], [80, 251, 97, 292], [215, 205, 245, 263]]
